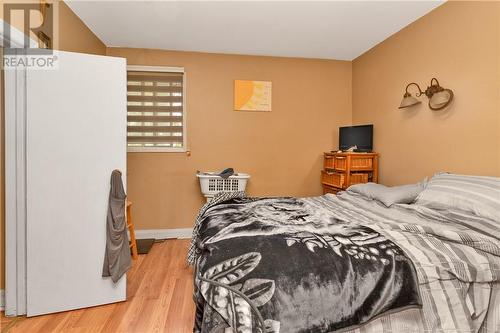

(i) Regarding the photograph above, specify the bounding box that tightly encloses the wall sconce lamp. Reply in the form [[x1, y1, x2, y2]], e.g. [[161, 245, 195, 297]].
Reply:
[[399, 78, 454, 110]]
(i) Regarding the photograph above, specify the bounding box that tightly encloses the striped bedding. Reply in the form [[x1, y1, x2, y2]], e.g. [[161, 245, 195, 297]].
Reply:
[[414, 173, 500, 222], [314, 191, 500, 333]]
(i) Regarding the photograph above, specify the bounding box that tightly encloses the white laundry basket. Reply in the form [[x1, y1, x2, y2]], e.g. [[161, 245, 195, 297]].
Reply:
[[197, 172, 250, 201]]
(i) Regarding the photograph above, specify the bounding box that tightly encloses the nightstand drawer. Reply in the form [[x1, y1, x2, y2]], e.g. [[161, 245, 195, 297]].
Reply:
[[334, 156, 347, 171], [323, 185, 341, 195], [350, 156, 374, 171], [321, 170, 344, 188], [350, 173, 369, 185], [324, 153, 335, 169]]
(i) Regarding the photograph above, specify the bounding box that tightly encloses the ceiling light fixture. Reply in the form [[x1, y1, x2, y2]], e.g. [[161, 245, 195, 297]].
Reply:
[[399, 77, 454, 111]]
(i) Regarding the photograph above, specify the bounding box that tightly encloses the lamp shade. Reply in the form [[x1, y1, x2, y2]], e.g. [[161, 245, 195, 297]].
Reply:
[[399, 94, 421, 109], [429, 89, 453, 110]]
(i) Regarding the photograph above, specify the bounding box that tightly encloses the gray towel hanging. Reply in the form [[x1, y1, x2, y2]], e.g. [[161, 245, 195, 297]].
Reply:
[[102, 169, 131, 283]]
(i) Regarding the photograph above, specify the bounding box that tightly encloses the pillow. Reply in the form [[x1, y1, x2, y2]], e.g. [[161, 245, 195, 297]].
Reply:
[[415, 173, 500, 222], [348, 180, 426, 207]]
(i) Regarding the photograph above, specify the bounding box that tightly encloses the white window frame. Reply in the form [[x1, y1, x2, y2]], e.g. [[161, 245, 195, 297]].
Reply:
[[126, 65, 187, 153]]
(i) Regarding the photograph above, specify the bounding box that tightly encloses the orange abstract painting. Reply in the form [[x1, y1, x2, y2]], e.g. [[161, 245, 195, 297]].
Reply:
[[234, 80, 272, 111]]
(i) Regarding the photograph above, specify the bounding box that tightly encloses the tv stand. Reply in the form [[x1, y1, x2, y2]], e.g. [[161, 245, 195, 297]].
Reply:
[[321, 151, 379, 194], [333, 149, 372, 153]]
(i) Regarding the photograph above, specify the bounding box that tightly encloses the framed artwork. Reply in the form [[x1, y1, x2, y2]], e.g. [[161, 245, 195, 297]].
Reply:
[[234, 80, 272, 112]]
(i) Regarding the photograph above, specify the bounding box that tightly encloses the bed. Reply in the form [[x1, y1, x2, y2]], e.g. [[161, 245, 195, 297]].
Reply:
[[189, 173, 500, 333]]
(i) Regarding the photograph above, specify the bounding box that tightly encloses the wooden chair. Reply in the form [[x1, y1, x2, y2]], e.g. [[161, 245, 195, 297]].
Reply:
[[126, 201, 139, 260]]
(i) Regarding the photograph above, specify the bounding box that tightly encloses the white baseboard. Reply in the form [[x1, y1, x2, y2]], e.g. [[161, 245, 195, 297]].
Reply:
[[0, 289, 4, 311], [134, 228, 193, 240]]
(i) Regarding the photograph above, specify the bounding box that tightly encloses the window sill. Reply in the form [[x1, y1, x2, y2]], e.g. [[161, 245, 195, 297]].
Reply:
[[127, 147, 187, 153]]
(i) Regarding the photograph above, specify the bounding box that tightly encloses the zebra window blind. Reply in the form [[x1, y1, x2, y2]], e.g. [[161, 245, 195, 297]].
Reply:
[[127, 69, 185, 150]]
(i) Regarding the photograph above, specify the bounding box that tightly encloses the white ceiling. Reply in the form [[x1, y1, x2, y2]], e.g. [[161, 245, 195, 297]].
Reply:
[[65, 1, 444, 61]]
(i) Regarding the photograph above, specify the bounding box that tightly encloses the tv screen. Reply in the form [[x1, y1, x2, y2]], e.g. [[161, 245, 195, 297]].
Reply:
[[339, 125, 373, 152]]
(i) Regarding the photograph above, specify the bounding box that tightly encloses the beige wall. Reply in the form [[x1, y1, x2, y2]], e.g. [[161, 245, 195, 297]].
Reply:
[[57, 2, 106, 55], [107, 48, 352, 229], [0, 0, 106, 290], [352, 1, 500, 185]]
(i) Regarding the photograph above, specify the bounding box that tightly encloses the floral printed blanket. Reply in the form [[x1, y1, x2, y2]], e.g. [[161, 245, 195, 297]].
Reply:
[[192, 195, 421, 333]]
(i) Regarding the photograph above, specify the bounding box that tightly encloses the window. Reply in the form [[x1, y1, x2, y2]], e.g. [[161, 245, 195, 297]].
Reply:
[[127, 66, 186, 152]]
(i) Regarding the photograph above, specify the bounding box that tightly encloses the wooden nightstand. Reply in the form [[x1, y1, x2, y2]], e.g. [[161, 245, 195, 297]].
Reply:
[[321, 152, 379, 194]]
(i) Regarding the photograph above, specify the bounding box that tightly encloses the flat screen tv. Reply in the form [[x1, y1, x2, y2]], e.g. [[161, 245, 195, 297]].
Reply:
[[339, 124, 373, 152]]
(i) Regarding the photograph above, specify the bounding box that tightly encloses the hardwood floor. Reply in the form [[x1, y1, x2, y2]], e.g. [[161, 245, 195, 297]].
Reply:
[[1, 239, 196, 333]]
